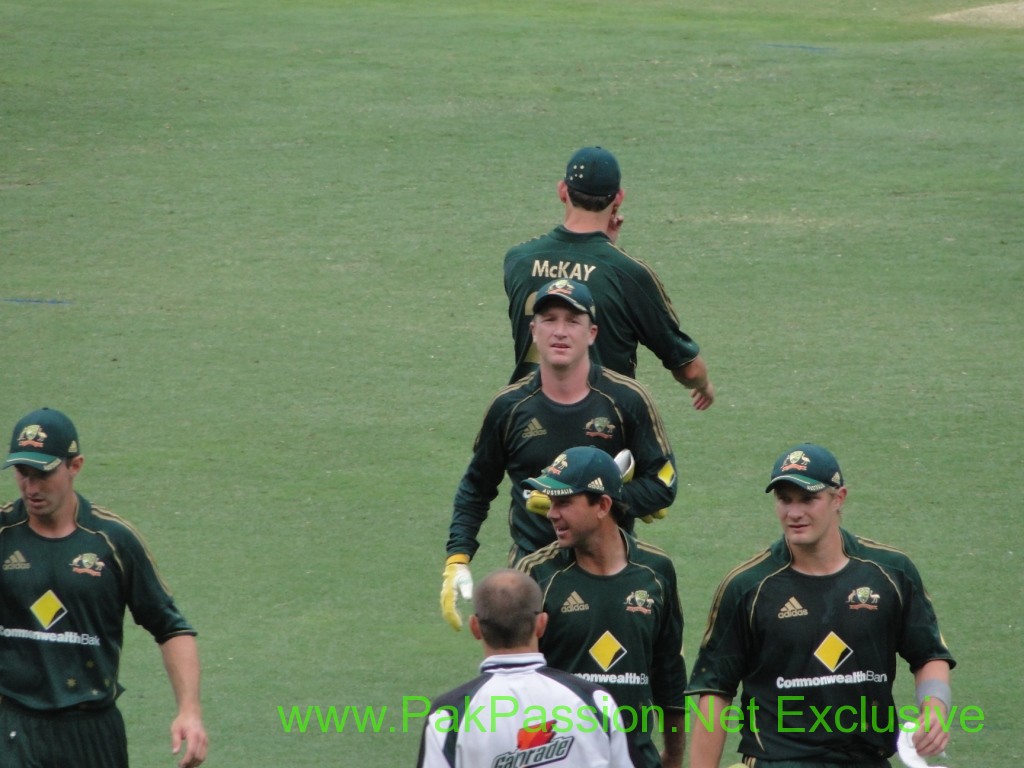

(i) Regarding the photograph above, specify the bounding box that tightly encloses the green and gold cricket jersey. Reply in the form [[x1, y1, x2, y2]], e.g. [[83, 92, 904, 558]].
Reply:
[[0, 495, 196, 711], [446, 364, 677, 559], [517, 531, 686, 768], [686, 529, 955, 763], [504, 226, 701, 382]]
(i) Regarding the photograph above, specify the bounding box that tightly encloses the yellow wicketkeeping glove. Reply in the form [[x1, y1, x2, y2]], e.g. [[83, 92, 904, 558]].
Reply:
[[613, 449, 635, 483], [524, 489, 552, 516], [640, 508, 668, 524], [440, 554, 473, 631], [615, 449, 665, 524]]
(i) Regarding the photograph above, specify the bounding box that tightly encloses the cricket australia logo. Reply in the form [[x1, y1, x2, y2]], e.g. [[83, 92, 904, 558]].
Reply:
[[15, 424, 48, 448], [71, 553, 106, 577], [583, 417, 616, 440], [625, 589, 654, 614], [492, 722, 574, 768], [846, 586, 880, 610]]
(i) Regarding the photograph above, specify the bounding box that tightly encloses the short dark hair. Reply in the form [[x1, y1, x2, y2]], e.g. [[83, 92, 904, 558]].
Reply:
[[581, 491, 631, 525], [473, 570, 542, 648], [566, 186, 616, 212]]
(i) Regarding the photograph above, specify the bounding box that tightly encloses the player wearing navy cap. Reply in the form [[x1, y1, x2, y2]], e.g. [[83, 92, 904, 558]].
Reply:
[[0, 407, 208, 768], [440, 279, 677, 632], [504, 146, 714, 410], [517, 446, 687, 768], [686, 444, 954, 768]]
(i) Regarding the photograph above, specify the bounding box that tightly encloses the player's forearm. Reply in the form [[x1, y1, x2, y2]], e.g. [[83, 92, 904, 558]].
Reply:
[[623, 473, 676, 520], [446, 481, 496, 557], [660, 710, 687, 768], [160, 635, 203, 717], [688, 695, 730, 768], [671, 356, 708, 387]]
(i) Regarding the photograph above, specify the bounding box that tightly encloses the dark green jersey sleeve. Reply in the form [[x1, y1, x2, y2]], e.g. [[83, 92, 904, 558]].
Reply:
[[445, 389, 512, 560], [591, 369, 677, 520]]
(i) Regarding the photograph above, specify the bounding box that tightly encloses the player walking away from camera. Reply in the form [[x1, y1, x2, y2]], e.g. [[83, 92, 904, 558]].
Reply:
[[686, 443, 954, 768], [440, 279, 677, 631], [504, 145, 714, 410], [517, 447, 687, 768], [0, 408, 208, 768], [419, 569, 640, 768]]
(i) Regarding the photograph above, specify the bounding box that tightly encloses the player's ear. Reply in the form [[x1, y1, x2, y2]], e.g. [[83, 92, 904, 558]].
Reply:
[[831, 486, 848, 511], [535, 611, 549, 639], [557, 179, 569, 203], [588, 323, 598, 345], [68, 455, 85, 476], [469, 614, 483, 641]]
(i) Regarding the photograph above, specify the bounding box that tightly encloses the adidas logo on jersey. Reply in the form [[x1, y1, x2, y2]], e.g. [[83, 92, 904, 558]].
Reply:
[[521, 418, 547, 438], [778, 597, 809, 619], [561, 591, 589, 613], [3, 550, 30, 571]]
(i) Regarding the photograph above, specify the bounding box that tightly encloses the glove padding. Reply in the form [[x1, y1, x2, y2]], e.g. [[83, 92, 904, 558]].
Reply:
[[613, 449, 635, 483], [524, 489, 552, 516], [640, 508, 668, 524], [440, 555, 473, 631], [615, 449, 664, 523]]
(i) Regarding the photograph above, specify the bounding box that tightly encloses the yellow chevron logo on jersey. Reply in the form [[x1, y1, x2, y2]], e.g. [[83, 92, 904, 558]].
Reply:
[[657, 461, 676, 488], [521, 418, 547, 438], [589, 630, 627, 672], [2, 550, 30, 570], [560, 591, 590, 613], [778, 597, 809, 619], [814, 631, 853, 672], [31, 590, 68, 630]]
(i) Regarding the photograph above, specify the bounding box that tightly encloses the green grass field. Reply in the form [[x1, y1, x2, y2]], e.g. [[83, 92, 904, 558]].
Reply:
[[1, 1, 1020, 765]]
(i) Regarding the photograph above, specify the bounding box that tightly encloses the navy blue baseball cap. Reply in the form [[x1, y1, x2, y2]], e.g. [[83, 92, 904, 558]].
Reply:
[[532, 279, 596, 321], [5, 408, 81, 471], [523, 446, 624, 502], [765, 443, 844, 493], [564, 146, 621, 196]]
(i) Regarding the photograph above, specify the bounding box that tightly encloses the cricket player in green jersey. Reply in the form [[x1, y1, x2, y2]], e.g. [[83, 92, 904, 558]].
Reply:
[[441, 279, 677, 632], [516, 446, 687, 768], [686, 444, 955, 768], [504, 146, 714, 411], [0, 408, 207, 768]]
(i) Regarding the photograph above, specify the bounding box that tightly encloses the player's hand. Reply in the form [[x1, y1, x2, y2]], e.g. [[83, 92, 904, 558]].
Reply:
[[912, 702, 950, 757], [440, 555, 473, 631], [690, 380, 715, 411], [170, 710, 208, 768]]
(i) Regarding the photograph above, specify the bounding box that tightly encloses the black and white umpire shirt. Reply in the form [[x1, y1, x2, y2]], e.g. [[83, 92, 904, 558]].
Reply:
[[417, 652, 639, 768]]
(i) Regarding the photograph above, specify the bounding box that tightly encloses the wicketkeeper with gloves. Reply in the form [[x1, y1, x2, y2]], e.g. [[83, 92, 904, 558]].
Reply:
[[441, 278, 678, 630]]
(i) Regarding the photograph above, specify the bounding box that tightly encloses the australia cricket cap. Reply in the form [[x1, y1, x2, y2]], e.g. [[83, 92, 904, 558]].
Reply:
[[523, 446, 624, 501], [765, 443, 844, 493], [4, 408, 81, 471], [533, 279, 596, 321], [564, 146, 621, 196]]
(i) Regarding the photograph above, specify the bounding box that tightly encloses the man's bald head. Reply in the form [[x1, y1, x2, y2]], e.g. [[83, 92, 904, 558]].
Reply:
[[473, 569, 543, 649]]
